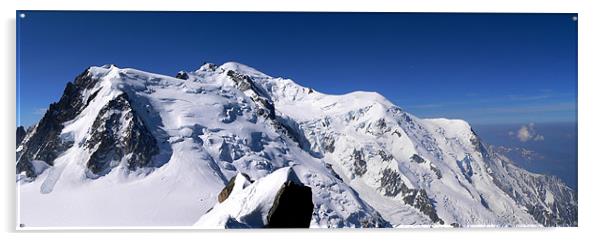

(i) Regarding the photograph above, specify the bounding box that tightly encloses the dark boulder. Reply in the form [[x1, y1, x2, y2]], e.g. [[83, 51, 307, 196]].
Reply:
[[266, 180, 314, 228]]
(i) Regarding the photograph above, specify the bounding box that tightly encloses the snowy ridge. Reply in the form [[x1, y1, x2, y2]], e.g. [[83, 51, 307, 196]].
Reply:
[[195, 167, 306, 228], [16, 61, 576, 228]]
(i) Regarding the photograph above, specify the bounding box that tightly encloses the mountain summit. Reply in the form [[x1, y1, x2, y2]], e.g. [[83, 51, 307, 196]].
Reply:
[[16, 62, 577, 228]]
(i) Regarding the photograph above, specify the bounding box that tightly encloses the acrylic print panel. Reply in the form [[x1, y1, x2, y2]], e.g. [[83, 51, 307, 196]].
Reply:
[[15, 11, 577, 229]]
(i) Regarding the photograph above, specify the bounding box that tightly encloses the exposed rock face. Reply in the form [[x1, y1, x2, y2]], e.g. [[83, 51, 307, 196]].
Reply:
[[403, 189, 443, 224], [226, 70, 318, 157], [266, 180, 314, 228], [16, 69, 98, 177], [218, 173, 252, 203], [380, 168, 404, 197], [322, 135, 336, 153], [85, 93, 159, 176], [473, 134, 578, 226], [17, 66, 163, 179], [429, 164, 443, 179], [16, 126, 26, 146], [217, 177, 237, 203], [489, 163, 578, 227], [410, 154, 426, 163], [358, 215, 390, 228], [175, 71, 189, 80], [379, 168, 442, 223], [378, 150, 393, 162], [227, 70, 275, 120], [352, 149, 367, 176]]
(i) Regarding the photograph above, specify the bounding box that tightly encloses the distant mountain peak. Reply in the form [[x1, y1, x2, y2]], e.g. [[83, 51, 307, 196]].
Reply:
[[99, 63, 118, 69], [218, 61, 270, 78]]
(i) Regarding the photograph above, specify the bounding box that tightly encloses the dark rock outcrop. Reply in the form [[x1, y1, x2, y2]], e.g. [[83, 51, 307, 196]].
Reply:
[[380, 168, 405, 196], [352, 149, 367, 176], [85, 93, 159, 176], [16, 68, 99, 177], [410, 154, 426, 163], [322, 134, 336, 153], [227, 70, 275, 120], [497, 171, 577, 226], [16, 126, 26, 146], [218, 173, 252, 203], [403, 189, 443, 224], [266, 180, 314, 228], [429, 164, 443, 179], [358, 215, 391, 228], [479, 136, 578, 226], [379, 168, 442, 224], [227, 70, 320, 158], [378, 150, 393, 162], [175, 71, 189, 80]]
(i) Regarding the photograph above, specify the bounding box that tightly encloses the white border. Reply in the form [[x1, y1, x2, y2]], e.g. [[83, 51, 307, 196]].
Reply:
[[2, 0, 601, 240]]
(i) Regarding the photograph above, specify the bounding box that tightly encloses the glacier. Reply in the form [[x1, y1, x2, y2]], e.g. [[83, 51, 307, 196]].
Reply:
[[16, 62, 577, 228]]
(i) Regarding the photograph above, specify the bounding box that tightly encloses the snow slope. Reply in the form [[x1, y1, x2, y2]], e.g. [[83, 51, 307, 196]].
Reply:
[[16, 62, 576, 228]]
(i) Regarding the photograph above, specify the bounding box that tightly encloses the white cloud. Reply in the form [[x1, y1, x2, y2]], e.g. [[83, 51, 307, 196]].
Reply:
[[513, 123, 544, 142], [516, 126, 531, 142]]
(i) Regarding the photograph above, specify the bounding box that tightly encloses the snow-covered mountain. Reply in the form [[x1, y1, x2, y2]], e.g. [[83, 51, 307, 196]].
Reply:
[[16, 62, 577, 228]]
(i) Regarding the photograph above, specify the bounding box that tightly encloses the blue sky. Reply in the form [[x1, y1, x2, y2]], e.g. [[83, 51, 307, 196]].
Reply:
[[16, 12, 577, 126]]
